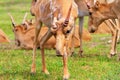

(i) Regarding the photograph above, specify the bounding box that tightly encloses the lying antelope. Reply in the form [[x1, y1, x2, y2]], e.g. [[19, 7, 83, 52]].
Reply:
[[9, 13, 91, 52], [86, 0, 120, 58], [9, 13, 56, 49], [30, 0, 78, 79]]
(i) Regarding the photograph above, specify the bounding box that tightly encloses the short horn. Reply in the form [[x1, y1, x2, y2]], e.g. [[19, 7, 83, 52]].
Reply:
[[8, 13, 16, 27], [22, 12, 28, 24], [63, 4, 72, 27]]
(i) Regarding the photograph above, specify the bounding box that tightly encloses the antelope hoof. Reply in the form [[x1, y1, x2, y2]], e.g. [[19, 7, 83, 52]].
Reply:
[[108, 53, 116, 59], [30, 69, 36, 75], [110, 52, 116, 57], [110, 53, 116, 56], [31, 65, 36, 74], [63, 74, 70, 80], [42, 69, 50, 75], [79, 50, 83, 54], [78, 51, 83, 57], [30, 72, 36, 75]]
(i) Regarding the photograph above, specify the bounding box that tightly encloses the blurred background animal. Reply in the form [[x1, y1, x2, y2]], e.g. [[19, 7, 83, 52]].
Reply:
[[9, 13, 91, 50], [74, 0, 115, 56], [86, 0, 120, 58]]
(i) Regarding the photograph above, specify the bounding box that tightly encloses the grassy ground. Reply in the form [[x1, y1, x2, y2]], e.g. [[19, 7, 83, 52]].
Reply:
[[0, 0, 120, 80]]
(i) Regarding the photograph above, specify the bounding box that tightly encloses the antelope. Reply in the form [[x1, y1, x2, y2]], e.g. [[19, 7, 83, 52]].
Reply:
[[74, 0, 115, 56], [9, 13, 57, 49], [86, 0, 120, 58], [30, 0, 78, 79]]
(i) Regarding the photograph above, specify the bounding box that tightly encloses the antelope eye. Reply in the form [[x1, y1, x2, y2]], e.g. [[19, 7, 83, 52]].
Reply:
[[89, 12, 92, 15], [15, 28, 18, 31], [66, 30, 70, 34]]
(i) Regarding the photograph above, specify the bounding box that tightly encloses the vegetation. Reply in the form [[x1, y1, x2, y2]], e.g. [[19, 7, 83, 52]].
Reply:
[[0, 0, 120, 80]]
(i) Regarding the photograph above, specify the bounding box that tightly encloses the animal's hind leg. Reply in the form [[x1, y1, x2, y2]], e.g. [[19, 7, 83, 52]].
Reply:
[[31, 21, 42, 74], [78, 17, 84, 57], [40, 29, 53, 74]]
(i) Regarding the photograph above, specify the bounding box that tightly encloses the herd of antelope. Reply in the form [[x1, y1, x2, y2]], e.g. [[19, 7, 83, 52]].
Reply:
[[0, 0, 120, 79]]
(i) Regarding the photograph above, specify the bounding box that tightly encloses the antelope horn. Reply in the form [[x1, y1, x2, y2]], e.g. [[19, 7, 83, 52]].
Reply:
[[22, 12, 28, 23], [63, 4, 72, 27], [8, 13, 16, 27]]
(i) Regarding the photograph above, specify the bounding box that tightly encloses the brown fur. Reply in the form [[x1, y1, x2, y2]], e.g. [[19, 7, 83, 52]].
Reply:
[[13, 24, 56, 49], [95, 22, 111, 33]]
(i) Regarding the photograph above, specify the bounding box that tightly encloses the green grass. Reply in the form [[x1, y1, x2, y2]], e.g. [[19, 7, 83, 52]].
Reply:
[[0, 0, 120, 80]]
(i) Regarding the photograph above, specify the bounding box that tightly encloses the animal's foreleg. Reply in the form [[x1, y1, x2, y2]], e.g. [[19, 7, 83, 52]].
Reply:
[[104, 20, 115, 44], [31, 21, 42, 74], [117, 31, 120, 43], [78, 17, 84, 57], [109, 29, 118, 58], [40, 29, 53, 74], [63, 46, 69, 80], [104, 20, 118, 58], [69, 32, 75, 56]]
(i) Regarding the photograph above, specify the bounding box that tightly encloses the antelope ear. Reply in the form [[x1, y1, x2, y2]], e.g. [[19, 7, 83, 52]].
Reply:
[[29, 19, 33, 25], [23, 22, 30, 30], [95, 1, 100, 8]]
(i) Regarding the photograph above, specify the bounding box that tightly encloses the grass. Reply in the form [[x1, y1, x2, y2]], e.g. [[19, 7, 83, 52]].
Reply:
[[0, 0, 120, 80]]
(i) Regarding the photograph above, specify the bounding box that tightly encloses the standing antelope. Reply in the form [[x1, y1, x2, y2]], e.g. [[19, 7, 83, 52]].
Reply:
[[74, 0, 112, 56], [30, 0, 78, 79], [86, 0, 120, 58]]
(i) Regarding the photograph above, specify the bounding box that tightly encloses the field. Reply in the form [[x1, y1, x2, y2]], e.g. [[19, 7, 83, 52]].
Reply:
[[0, 0, 120, 80]]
